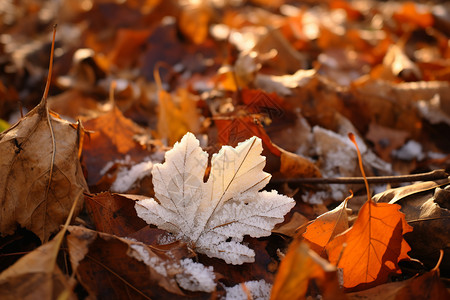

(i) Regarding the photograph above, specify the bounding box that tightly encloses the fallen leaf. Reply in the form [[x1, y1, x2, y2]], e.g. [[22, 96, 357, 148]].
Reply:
[[346, 279, 413, 300], [135, 132, 295, 264], [215, 115, 321, 179], [373, 179, 450, 271], [0, 179, 82, 300], [178, 0, 211, 45], [0, 98, 88, 241], [365, 122, 410, 162], [67, 225, 217, 298], [393, 2, 434, 29], [157, 87, 201, 146], [272, 212, 309, 237], [395, 250, 450, 300], [84, 192, 148, 237], [279, 147, 322, 179], [82, 105, 149, 186], [326, 200, 413, 291], [0, 231, 75, 300], [303, 194, 352, 256], [108, 28, 152, 69], [271, 240, 345, 300], [382, 44, 422, 81]]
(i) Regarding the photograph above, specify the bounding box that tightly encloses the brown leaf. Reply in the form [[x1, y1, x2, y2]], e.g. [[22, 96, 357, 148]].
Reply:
[[272, 212, 309, 237], [0, 231, 75, 300], [82, 106, 149, 186], [346, 279, 413, 300], [271, 240, 346, 300], [66, 226, 188, 299], [84, 192, 148, 237], [365, 122, 410, 162], [373, 179, 450, 271], [0, 100, 88, 242], [326, 201, 413, 291], [382, 44, 422, 82], [108, 28, 152, 69], [279, 147, 322, 179], [346, 265, 449, 300], [395, 251, 450, 300]]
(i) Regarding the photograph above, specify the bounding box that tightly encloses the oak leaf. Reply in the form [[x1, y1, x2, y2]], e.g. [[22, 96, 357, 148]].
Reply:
[[326, 200, 413, 291], [135, 132, 295, 265], [0, 99, 88, 242]]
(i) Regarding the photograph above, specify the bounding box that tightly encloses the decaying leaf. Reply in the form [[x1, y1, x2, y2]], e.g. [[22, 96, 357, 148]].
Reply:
[[0, 230, 75, 300], [82, 105, 148, 186], [347, 250, 449, 300], [66, 225, 217, 298], [271, 240, 345, 300], [135, 132, 295, 264], [84, 192, 148, 237], [326, 200, 413, 291], [373, 179, 450, 271], [394, 250, 450, 300], [0, 98, 88, 242]]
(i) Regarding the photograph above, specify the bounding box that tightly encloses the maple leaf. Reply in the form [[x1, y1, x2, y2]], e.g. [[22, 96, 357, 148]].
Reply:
[[135, 132, 295, 265], [326, 200, 413, 291]]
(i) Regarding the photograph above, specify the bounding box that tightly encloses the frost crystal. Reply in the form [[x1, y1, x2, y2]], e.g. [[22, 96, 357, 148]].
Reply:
[[175, 258, 216, 292], [224, 279, 272, 300], [111, 160, 153, 192], [135, 132, 295, 265]]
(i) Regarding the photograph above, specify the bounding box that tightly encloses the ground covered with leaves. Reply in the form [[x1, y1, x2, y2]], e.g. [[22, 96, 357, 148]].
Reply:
[[0, 0, 449, 299]]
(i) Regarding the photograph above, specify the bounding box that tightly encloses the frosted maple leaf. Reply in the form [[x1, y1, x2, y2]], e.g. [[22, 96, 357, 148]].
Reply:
[[135, 132, 295, 264]]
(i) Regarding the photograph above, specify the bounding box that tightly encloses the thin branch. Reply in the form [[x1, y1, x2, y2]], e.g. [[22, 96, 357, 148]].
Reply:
[[274, 169, 449, 185]]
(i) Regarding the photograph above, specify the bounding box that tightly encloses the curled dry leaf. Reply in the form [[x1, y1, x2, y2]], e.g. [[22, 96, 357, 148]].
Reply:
[[394, 251, 450, 300], [84, 192, 148, 237], [0, 99, 88, 242], [271, 240, 345, 300], [66, 225, 217, 298], [326, 200, 413, 291], [0, 231, 75, 300], [347, 251, 450, 300], [82, 105, 148, 186], [303, 194, 352, 256], [373, 178, 450, 271], [135, 132, 295, 265]]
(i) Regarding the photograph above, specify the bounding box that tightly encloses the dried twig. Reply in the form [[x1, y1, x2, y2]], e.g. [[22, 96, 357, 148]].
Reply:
[[274, 169, 449, 185]]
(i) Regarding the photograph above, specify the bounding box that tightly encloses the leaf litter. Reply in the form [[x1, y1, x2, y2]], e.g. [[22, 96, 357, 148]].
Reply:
[[0, 0, 449, 299]]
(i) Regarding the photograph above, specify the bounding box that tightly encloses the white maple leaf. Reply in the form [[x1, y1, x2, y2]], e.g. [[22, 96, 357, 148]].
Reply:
[[135, 132, 295, 265]]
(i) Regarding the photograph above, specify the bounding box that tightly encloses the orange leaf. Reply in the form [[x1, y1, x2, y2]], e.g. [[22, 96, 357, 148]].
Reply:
[[326, 201, 413, 291], [393, 2, 434, 28], [271, 240, 345, 300], [157, 88, 201, 146], [303, 194, 352, 256]]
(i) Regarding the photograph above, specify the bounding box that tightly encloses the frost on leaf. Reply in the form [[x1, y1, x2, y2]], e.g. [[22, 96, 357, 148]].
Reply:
[[135, 132, 295, 265]]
